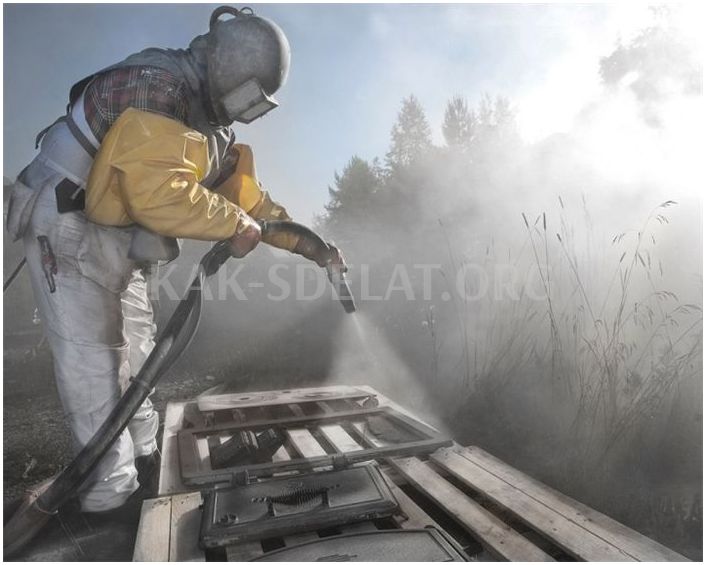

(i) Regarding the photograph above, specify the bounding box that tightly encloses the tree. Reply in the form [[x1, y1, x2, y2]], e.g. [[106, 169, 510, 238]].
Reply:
[[491, 95, 519, 143], [385, 95, 432, 171], [469, 93, 519, 157], [321, 156, 380, 239], [442, 96, 475, 149]]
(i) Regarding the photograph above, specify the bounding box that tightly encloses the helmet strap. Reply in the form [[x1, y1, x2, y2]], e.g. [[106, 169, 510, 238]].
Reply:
[[209, 6, 254, 31]]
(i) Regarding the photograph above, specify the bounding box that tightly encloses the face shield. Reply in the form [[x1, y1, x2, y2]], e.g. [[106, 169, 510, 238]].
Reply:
[[204, 7, 291, 127], [220, 78, 279, 124]]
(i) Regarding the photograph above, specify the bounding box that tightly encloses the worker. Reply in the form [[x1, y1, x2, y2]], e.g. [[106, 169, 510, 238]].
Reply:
[[5, 5, 343, 514]]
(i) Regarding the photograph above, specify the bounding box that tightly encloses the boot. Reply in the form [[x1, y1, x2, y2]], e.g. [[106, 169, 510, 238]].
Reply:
[[134, 450, 161, 498]]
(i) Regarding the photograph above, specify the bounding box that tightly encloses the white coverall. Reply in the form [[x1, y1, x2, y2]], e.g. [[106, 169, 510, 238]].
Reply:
[[18, 120, 159, 512]]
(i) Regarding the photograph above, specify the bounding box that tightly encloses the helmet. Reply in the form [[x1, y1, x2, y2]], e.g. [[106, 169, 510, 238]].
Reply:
[[205, 6, 290, 126]]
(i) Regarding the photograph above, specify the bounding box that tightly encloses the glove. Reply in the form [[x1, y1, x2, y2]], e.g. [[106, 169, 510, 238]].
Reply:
[[293, 237, 348, 272], [228, 215, 261, 258]]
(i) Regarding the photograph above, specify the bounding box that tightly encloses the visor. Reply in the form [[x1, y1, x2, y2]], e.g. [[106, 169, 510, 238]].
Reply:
[[221, 78, 279, 124]]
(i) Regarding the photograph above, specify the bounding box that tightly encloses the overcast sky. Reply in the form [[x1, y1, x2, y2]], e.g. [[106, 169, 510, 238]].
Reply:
[[3, 3, 664, 221]]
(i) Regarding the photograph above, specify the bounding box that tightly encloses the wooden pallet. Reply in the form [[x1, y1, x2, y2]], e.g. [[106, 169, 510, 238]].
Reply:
[[138, 385, 688, 562]]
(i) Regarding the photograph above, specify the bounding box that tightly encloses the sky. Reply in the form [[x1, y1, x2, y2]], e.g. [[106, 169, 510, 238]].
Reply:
[[1, 2, 693, 221]]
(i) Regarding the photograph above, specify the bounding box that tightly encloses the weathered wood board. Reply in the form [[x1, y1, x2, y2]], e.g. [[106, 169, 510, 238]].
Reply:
[[431, 446, 689, 562], [390, 457, 553, 562]]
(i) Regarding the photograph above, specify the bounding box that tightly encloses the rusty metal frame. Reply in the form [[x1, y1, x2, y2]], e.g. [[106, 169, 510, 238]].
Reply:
[[177, 406, 451, 485]]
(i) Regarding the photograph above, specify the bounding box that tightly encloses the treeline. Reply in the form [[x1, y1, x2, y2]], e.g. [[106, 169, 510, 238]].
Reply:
[[315, 6, 702, 247], [315, 93, 521, 248]]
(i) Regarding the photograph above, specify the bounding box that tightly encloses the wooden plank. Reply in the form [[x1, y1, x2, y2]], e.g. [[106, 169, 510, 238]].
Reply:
[[441, 446, 689, 562], [133, 497, 172, 561], [380, 469, 444, 531], [169, 492, 205, 562], [196, 437, 212, 471], [198, 386, 372, 411], [432, 448, 638, 562], [390, 457, 553, 562], [319, 424, 363, 453], [177, 432, 203, 484], [159, 401, 187, 496], [285, 428, 327, 458], [226, 541, 263, 561]]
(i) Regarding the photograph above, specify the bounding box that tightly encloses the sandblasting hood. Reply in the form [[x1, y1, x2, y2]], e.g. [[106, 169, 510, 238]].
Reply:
[[205, 6, 290, 125]]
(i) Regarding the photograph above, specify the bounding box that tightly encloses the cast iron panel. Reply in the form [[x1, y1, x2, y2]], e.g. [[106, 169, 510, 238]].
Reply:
[[200, 464, 397, 548]]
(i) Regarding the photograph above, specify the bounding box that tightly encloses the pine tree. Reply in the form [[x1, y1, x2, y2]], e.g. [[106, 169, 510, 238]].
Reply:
[[385, 95, 432, 171], [442, 96, 475, 149], [322, 156, 380, 238], [471, 93, 519, 154], [492, 95, 519, 143]]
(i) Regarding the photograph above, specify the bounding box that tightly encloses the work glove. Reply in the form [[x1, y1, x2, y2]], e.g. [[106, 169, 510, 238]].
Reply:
[[294, 238, 348, 272], [228, 215, 261, 258]]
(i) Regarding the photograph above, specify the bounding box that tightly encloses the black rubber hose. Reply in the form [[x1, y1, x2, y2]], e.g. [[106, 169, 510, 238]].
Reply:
[[3, 257, 27, 292], [40, 240, 230, 511]]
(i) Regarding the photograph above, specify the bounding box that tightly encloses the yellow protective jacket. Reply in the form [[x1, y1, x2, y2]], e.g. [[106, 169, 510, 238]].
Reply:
[[86, 107, 299, 250]]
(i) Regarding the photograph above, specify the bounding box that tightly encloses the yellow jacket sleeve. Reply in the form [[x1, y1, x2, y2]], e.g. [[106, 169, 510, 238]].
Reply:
[[86, 108, 248, 241], [214, 144, 300, 251]]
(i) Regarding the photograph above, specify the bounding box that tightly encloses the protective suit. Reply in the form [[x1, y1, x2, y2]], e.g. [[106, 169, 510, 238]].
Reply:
[[15, 121, 159, 511], [6, 7, 302, 512]]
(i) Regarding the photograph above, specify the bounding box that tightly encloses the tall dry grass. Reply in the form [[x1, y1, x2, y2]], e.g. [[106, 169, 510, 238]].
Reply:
[[433, 197, 702, 463]]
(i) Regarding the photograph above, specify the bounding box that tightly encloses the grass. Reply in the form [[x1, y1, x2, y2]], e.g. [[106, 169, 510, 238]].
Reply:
[[427, 196, 701, 555], [425, 197, 703, 551], [438, 197, 701, 455]]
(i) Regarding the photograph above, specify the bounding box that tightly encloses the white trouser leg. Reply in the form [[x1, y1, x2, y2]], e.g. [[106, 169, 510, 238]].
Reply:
[[122, 271, 159, 457], [22, 165, 139, 512]]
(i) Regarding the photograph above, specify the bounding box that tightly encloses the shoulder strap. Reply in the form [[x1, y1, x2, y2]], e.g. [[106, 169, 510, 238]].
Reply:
[[34, 65, 112, 150], [34, 105, 98, 160], [65, 112, 98, 158]]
